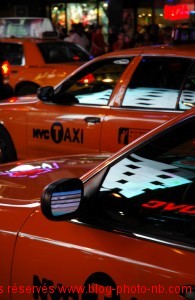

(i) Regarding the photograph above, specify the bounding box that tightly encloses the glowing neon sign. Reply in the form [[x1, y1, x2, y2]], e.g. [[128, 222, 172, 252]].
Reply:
[[164, 4, 189, 21], [0, 162, 59, 178]]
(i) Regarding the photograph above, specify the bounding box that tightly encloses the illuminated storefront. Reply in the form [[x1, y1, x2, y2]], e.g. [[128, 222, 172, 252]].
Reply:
[[4, 0, 194, 42], [50, 1, 108, 34], [47, 0, 195, 47]]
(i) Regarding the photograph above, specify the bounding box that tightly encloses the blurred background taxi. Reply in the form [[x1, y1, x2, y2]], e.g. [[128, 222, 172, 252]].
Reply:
[[0, 17, 93, 96]]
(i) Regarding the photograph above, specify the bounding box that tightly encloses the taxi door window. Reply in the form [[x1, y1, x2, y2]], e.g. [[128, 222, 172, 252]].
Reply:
[[60, 58, 132, 105], [180, 63, 195, 110], [0, 43, 24, 65], [37, 42, 91, 63], [122, 57, 191, 110], [94, 117, 195, 248]]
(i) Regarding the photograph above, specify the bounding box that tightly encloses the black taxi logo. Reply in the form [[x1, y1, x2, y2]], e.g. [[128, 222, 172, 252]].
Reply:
[[33, 122, 84, 144]]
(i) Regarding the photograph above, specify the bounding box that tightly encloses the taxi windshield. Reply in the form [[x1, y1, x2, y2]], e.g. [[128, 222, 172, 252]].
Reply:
[[37, 41, 91, 63]]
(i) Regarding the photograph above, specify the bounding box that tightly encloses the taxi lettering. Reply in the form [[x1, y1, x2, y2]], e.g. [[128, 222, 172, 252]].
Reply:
[[33, 122, 84, 144], [142, 200, 195, 214], [32, 272, 131, 300]]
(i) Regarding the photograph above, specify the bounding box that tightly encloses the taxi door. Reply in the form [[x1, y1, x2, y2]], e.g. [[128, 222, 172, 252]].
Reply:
[[27, 101, 106, 158], [101, 106, 179, 153]]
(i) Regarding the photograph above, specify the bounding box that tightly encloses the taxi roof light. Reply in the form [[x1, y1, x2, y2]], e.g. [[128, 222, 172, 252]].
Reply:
[[41, 31, 58, 39], [0, 17, 55, 39]]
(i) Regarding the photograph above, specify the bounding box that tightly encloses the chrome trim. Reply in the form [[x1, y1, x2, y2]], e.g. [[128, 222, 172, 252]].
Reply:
[[111, 107, 185, 113], [71, 219, 195, 253], [0, 229, 16, 235], [133, 233, 195, 252]]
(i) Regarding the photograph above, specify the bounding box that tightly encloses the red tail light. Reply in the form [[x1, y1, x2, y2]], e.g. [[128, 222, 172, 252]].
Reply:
[[1, 60, 10, 76], [73, 56, 80, 61]]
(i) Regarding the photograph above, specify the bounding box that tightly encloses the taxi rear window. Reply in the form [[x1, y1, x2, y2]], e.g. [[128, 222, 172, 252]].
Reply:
[[0, 42, 23, 65], [122, 56, 192, 110], [37, 41, 91, 63]]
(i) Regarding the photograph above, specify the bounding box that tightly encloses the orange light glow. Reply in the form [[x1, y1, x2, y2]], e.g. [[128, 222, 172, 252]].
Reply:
[[1, 61, 10, 76]]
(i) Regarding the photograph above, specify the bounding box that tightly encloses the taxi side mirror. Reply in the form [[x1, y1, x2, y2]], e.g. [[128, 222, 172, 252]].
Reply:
[[37, 86, 79, 105], [41, 178, 83, 221], [37, 86, 54, 101]]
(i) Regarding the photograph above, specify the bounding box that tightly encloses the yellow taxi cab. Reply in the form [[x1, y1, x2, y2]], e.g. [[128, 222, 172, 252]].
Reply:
[[0, 107, 194, 299], [0, 37, 92, 96], [0, 18, 92, 96], [0, 42, 195, 163]]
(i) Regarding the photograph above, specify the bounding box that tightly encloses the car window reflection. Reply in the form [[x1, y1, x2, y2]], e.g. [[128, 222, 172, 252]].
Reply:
[[95, 117, 195, 247], [59, 58, 132, 105]]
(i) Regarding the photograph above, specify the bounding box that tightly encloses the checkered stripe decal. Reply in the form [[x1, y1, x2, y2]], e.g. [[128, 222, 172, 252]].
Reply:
[[122, 88, 179, 109], [179, 90, 195, 110], [101, 154, 193, 199]]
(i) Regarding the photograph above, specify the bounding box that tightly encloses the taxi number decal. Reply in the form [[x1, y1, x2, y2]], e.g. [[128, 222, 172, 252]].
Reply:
[[33, 122, 84, 144], [32, 272, 138, 300], [118, 128, 148, 145]]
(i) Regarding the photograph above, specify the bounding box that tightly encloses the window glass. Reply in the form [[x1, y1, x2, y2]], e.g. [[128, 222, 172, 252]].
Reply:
[[0, 43, 24, 65], [122, 57, 191, 110], [37, 41, 91, 63], [179, 63, 195, 110], [60, 58, 131, 105], [95, 117, 195, 247]]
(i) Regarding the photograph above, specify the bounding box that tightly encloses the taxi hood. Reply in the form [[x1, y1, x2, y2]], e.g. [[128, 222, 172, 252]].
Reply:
[[0, 154, 108, 202]]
